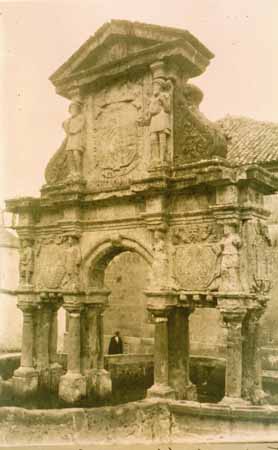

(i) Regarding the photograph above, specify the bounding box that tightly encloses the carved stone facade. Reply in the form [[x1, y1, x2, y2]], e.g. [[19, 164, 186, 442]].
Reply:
[[5, 20, 277, 405]]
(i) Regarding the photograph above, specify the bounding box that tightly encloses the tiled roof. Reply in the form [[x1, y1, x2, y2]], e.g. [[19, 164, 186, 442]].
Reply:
[[216, 116, 278, 167]]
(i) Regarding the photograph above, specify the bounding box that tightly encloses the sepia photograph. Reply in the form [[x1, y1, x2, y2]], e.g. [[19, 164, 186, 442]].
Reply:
[[0, 0, 278, 448]]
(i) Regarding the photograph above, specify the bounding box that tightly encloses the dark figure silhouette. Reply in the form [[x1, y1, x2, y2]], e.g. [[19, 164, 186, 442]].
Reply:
[[108, 331, 123, 355]]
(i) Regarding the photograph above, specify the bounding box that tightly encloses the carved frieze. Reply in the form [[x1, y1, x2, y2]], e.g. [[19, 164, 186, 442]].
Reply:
[[171, 223, 220, 245]]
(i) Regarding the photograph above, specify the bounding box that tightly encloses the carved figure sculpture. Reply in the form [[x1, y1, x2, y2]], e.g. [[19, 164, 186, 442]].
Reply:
[[148, 79, 171, 164], [220, 226, 242, 291], [207, 224, 242, 292], [63, 101, 85, 178], [19, 239, 34, 285], [137, 78, 171, 165], [62, 234, 82, 291]]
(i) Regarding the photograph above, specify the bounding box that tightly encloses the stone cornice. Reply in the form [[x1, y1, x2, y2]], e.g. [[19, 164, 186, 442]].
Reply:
[[6, 162, 278, 216], [54, 38, 211, 97]]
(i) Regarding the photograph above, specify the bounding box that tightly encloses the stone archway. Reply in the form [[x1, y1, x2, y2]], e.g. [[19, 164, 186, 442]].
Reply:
[[60, 236, 154, 401]]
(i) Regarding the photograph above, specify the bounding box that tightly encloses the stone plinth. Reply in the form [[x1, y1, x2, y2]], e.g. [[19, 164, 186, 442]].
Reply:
[[13, 366, 38, 397], [59, 372, 86, 403], [90, 368, 112, 399]]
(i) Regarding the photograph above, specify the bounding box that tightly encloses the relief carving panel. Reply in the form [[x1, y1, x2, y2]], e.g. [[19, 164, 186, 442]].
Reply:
[[171, 223, 220, 290], [241, 219, 272, 294], [85, 77, 150, 189]]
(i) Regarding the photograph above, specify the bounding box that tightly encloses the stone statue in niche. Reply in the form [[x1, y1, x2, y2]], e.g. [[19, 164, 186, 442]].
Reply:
[[207, 224, 242, 292], [19, 238, 35, 286], [138, 78, 172, 165], [62, 234, 82, 291], [63, 101, 85, 179]]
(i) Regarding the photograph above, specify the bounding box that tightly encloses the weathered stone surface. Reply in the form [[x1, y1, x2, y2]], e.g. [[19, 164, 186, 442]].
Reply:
[[59, 372, 86, 403], [5, 19, 276, 409], [0, 400, 278, 445]]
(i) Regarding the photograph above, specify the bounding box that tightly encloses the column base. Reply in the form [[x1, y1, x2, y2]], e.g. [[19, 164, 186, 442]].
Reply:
[[90, 369, 112, 399], [59, 372, 86, 403], [184, 383, 198, 401], [147, 383, 176, 400], [37, 368, 50, 389], [12, 367, 38, 397], [219, 396, 251, 407], [250, 388, 269, 405], [49, 363, 64, 393]]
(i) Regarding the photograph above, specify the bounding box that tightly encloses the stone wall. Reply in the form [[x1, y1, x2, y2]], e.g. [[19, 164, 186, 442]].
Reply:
[[104, 251, 154, 354]]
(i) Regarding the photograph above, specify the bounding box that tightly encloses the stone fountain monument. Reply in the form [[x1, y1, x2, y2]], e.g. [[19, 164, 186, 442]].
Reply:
[[5, 20, 276, 407]]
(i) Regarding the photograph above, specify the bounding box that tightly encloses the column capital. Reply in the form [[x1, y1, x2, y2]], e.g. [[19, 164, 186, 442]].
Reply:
[[145, 289, 179, 312], [220, 308, 246, 326], [17, 301, 37, 314], [85, 288, 110, 308], [63, 303, 83, 314]]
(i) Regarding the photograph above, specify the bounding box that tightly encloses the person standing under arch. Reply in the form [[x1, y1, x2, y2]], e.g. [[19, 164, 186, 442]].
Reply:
[[108, 331, 123, 355]]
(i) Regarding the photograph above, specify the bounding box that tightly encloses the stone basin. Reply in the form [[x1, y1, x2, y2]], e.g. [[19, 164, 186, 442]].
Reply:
[[1, 353, 278, 445]]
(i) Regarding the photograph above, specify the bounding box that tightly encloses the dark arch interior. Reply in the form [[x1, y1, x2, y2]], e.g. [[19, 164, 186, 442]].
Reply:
[[102, 251, 154, 355]]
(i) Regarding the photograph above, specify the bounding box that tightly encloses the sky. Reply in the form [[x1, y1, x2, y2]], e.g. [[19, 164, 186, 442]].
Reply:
[[0, 0, 278, 208]]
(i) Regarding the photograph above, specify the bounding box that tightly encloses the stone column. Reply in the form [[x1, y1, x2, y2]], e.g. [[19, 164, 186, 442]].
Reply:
[[49, 303, 60, 366], [147, 312, 175, 399], [168, 307, 197, 400], [13, 301, 39, 396], [220, 309, 247, 405], [49, 301, 64, 392], [36, 304, 52, 384], [59, 304, 86, 403], [242, 308, 268, 404], [86, 288, 112, 399]]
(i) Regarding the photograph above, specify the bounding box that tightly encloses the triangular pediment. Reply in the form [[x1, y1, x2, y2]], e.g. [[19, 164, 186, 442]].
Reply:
[[50, 20, 213, 85]]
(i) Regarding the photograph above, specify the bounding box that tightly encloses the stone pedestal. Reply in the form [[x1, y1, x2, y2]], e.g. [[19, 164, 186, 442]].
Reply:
[[59, 372, 86, 403], [13, 302, 38, 396], [147, 314, 175, 399], [168, 308, 197, 400], [58, 304, 86, 403], [242, 308, 268, 404], [220, 309, 248, 405]]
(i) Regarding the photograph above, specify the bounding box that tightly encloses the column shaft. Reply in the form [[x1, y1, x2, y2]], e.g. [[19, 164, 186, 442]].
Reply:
[[36, 306, 51, 369], [154, 316, 169, 385], [242, 309, 266, 403], [67, 311, 81, 374], [221, 310, 246, 403], [97, 309, 104, 370], [21, 308, 35, 368], [168, 308, 196, 399], [49, 308, 58, 365]]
